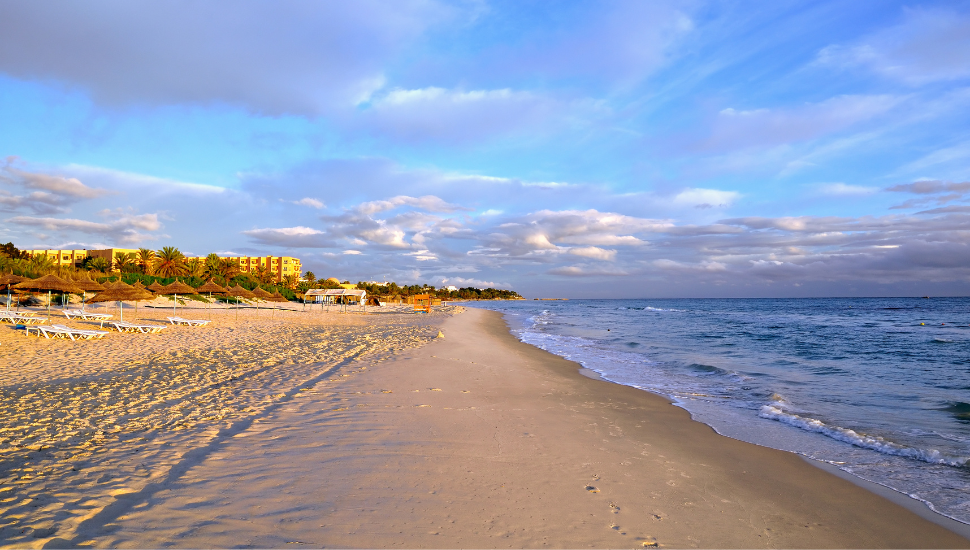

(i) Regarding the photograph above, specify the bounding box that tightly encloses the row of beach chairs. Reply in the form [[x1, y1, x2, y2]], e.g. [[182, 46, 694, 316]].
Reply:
[[25, 324, 109, 340], [0, 311, 47, 324], [7, 310, 212, 340]]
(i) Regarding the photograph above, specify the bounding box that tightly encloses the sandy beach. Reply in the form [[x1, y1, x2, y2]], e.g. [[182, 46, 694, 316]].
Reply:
[[1, 304, 968, 548]]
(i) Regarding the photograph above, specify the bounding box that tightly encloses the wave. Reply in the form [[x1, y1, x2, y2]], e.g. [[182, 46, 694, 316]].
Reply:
[[616, 306, 684, 312], [759, 404, 969, 468]]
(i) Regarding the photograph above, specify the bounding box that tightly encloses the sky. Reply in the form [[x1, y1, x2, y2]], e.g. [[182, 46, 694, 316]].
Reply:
[[1, 0, 969, 298]]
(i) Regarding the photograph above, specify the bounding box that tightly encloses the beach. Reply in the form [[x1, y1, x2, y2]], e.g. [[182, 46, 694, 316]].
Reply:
[[1, 304, 968, 548]]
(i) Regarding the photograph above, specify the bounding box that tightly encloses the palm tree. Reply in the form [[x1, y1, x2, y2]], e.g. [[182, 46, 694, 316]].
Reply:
[[137, 248, 157, 275], [303, 271, 316, 285], [115, 252, 138, 273], [282, 274, 298, 289], [154, 246, 188, 278], [186, 258, 205, 278], [88, 257, 110, 273], [28, 253, 56, 275], [217, 257, 240, 284], [254, 264, 274, 284], [203, 253, 221, 278]]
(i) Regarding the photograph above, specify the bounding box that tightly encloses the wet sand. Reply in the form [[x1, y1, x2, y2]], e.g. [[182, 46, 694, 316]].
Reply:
[[2, 305, 968, 547]]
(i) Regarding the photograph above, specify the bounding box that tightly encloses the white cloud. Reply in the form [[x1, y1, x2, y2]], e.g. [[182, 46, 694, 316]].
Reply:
[[816, 8, 970, 85], [356, 195, 465, 215], [361, 86, 575, 142], [672, 188, 740, 209], [567, 246, 617, 261], [0, 1, 453, 115], [547, 265, 630, 277], [439, 276, 510, 289], [7, 211, 161, 244], [705, 95, 901, 152], [817, 183, 878, 196], [242, 226, 332, 248], [296, 197, 325, 209]]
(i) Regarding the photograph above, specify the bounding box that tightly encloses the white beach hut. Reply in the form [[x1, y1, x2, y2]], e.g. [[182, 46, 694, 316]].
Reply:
[[304, 288, 366, 312]]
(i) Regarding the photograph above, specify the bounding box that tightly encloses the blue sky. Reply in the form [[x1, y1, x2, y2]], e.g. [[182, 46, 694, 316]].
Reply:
[[1, 0, 969, 297]]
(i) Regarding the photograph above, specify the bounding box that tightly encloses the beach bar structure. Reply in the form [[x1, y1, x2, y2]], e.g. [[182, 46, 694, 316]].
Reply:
[[304, 288, 366, 312]]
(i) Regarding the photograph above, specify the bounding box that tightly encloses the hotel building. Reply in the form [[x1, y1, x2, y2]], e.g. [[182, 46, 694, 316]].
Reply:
[[203, 255, 302, 283], [24, 249, 302, 283]]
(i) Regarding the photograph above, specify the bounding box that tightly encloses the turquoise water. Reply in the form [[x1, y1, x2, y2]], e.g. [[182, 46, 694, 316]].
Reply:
[[469, 298, 970, 524]]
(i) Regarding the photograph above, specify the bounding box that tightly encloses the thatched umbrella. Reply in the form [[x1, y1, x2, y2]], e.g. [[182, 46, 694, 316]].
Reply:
[[147, 281, 165, 294], [156, 279, 197, 317], [226, 284, 255, 321], [266, 290, 289, 318], [0, 273, 28, 311], [197, 279, 227, 318], [13, 274, 84, 320], [86, 281, 155, 322], [73, 273, 105, 311], [251, 287, 273, 314]]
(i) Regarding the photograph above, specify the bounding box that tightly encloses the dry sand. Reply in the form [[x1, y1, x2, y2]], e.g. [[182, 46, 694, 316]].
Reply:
[[0, 300, 446, 548], [2, 304, 968, 548]]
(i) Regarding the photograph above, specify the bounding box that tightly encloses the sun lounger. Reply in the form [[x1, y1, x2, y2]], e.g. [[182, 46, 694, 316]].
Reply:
[[166, 316, 211, 326], [0, 312, 49, 324], [62, 309, 113, 321], [50, 324, 109, 340], [25, 324, 108, 340], [105, 320, 167, 334]]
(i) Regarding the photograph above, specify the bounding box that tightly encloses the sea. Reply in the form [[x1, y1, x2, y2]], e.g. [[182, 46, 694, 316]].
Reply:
[[468, 298, 970, 525]]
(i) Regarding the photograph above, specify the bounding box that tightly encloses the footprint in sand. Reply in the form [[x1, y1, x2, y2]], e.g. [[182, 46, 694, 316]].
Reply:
[[380, 390, 393, 393], [461, 390, 470, 393], [430, 388, 442, 391], [585, 485, 599, 493]]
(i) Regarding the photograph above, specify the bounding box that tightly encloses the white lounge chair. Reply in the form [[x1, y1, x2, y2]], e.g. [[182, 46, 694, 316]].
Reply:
[[0, 312, 49, 325], [166, 316, 211, 326], [105, 320, 167, 334], [25, 325, 105, 340], [62, 309, 113, 321], [49, 324, 109, 340]]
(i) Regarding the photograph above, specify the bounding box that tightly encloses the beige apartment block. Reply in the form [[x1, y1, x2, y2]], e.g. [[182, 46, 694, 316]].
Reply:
[[24, 249, 302, 282], [24, 249, 89, 267], [188, 255, 302, 283], [87, 248, 140, 269]]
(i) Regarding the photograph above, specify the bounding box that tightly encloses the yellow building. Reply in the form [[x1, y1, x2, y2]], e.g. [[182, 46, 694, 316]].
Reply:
[[87, 248, 140, 269], [25, 249, 302, 283], [192, 255, 302, 283], [24, 249, 89, 267]]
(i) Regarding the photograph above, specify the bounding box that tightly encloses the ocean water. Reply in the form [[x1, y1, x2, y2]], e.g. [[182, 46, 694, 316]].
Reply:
[[469, 298, 970, 524]]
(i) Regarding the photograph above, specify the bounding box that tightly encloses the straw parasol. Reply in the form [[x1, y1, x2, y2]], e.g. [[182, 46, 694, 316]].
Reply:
[[13, 274, 84, 319], [86, 281, 154, 322], [73, 273, 105, 311], [156, 279, 197, 316], [227, 284, 255, 300], [196, 279, 227, 318], [226, 284, 255, 321], [197, 279, 227, 294], [251, 287, 273, 315], [147, 281, 165, 294], [0, 273, 28, 311], [267, 290, 289, 302]]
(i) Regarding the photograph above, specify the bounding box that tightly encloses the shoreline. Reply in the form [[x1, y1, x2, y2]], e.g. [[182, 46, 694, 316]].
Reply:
[[87, 307, 969, 547], [565, 321, 970, 539]]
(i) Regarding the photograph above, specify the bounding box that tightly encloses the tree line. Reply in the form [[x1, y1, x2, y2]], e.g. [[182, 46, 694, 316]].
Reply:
[[2, 243, 523, 301], [0, 243, 299, 299]]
